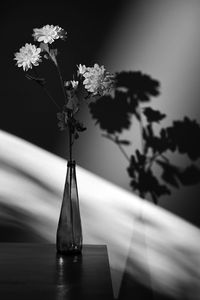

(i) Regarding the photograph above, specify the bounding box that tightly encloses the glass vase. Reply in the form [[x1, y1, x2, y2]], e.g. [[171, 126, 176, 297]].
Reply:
[[56, 160, 82, 254]]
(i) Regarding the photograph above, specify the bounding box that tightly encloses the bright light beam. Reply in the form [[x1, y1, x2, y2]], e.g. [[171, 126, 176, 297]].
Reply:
[[0, 130, 200, 299]]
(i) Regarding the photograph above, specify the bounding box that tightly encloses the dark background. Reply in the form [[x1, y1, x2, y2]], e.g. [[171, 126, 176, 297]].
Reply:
[[1, 0, 200, 227]]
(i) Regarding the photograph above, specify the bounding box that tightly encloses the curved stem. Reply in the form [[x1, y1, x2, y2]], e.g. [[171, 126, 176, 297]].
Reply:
[[56, 61, 67, 104], [42, 85, 61, 109], [32, 69, 60, 109]]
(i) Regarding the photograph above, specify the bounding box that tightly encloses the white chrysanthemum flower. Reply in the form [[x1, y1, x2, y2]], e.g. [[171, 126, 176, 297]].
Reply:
[[77, 64, 87, 75], [71, 80, 79, 88], [81, 63, 115, 96], [33, 25, 67, 44], [14, 43, 42, 71]]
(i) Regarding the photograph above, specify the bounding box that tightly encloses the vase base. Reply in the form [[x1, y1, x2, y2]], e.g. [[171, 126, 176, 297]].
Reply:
[[56, 250, 82, 256], [56, 244, 82, 255]]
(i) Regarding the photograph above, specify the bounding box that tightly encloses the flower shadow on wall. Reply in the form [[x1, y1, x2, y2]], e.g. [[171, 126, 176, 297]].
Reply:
[[89, 71, 200, 204]]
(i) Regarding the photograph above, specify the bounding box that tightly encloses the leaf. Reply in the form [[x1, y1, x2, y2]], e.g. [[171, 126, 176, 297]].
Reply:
[[75, 121, 87, 132], [57, 111, 68, 131], [74, 132, 79, 139], [49, 48, 58, 66], [50, 48, 58, 57], [143, 107, 166, 123], [39, 42, 49, 53], [66, 93, 80, 114], [57, 112, 63, 121], [44, 54, 49, 60]]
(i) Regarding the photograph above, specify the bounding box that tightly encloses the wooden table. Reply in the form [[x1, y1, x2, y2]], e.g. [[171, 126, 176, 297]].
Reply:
[[0, 244, 114, 300]]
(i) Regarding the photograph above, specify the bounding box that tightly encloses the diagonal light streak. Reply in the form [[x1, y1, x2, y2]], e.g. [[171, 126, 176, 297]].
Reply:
[[0, 130, 199, 299]]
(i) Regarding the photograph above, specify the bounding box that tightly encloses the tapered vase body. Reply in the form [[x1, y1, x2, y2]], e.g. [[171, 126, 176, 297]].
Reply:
[[56, 160, 82, 254]]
